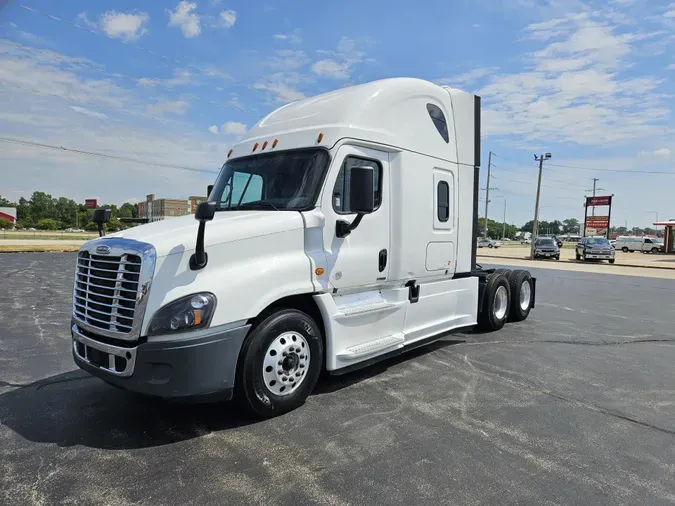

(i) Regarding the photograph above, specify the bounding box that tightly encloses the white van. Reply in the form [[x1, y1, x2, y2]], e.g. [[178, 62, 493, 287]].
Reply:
[[70, 78, 537, 418], [615, 236, 664, 253]]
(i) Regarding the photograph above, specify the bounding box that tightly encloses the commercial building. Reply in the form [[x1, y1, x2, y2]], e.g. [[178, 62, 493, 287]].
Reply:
[[0, 207, 17, 228], [654, 219, 675, 253], [137, 194, 206, 222]]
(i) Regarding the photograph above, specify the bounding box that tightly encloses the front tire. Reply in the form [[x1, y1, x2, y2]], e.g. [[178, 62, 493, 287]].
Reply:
[[609, 259, 615, 264], [235, 309, 324, 418], [478, 273, 511, 331], [622, 247, 628, 253]]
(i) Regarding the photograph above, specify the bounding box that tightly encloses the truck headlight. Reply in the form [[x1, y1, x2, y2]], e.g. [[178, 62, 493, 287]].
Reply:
[[148, 293, 216, 336]]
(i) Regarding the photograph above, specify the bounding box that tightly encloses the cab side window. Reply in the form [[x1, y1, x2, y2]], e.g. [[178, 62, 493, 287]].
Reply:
[[333, 156, 382, 214]]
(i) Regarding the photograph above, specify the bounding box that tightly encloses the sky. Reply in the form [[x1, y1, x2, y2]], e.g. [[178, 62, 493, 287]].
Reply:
[[1, 0, 674, 229]]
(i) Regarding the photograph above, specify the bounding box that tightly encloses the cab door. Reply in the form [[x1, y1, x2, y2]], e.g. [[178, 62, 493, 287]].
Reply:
[[321, 145, 390, 290]]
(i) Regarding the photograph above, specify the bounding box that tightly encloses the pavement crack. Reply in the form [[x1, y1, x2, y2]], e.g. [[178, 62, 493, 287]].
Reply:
[[442, 352, 675, 437]]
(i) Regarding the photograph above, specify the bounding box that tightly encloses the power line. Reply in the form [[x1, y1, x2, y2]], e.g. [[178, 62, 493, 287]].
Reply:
[[0, 137, 219, 174], [546, 162, 675, 175], [2, 39, 246, 113], [490, 161, 589, 189], [492, 152, 675, 176], [18, 4, 274, 102]]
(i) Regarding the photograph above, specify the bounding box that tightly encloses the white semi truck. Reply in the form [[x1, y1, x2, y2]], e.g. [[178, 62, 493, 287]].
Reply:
[[71, 77, 536, 418]]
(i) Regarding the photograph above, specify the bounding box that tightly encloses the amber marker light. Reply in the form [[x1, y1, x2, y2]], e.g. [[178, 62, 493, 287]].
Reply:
[[315, 268, 325, 276]]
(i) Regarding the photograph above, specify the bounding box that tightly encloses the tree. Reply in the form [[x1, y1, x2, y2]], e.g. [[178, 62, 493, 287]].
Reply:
[[119, 203, 135, 219], [85, 222, 99, 232], [562, 218, 580, 234], [478, 217, 518, 239], [29, 191, 57, 221], [36, 218, 60, 230], [107, 217, 122, 231], [0, 195, 15, 207], [0, 218, 13, 229], [55, 197, 79, 228]]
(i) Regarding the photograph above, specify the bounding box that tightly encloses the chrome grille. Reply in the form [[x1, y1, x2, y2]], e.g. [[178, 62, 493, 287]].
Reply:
[[74, 251, 141, 333]]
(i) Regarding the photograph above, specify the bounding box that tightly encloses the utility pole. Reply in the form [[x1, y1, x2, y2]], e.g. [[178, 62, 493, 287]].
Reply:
[[483, 151, 492, 239], [530, 152, 551, 260], [502, 197, 507, 240], [585, 178, 605, 217]]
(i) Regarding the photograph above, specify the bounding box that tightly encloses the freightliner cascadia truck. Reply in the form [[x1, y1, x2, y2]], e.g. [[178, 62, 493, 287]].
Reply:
[[70, 77, 536, 418]]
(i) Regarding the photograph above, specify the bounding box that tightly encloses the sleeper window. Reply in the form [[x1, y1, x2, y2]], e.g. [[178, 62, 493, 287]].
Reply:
[[437, 181, 450, 222], [333, 156, 382, 214], [426, 103, 450, 143]]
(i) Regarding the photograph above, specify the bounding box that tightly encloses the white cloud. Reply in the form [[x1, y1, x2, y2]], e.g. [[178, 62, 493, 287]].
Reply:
[[273, 30, 303, 44], [146, 100, 190, 116], [76, 10, 150, 41], [268, 50, 310, 71], [219, 10, 237, 29], [69, 106, 107, 119], [208, 125, 219, 134], [311, 59, 350, 79], [668, 63, 675, 70], [167, 1, 201, 38], [435, 67, 499, 88], [478, 10, 671, 147], [0, 41, 230, 203], [640, 148, 672, 157], [100, 11, 150, 41], [220, 121, 247, 135]]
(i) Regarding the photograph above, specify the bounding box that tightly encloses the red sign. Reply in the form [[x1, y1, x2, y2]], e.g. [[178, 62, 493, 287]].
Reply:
[[85, 199, 98, 209], [586, 216, 609, 228], [586, 195, 612, 206]]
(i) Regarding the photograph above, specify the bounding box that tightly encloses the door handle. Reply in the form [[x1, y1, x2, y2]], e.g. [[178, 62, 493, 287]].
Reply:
[[378, 249, 387, 272]]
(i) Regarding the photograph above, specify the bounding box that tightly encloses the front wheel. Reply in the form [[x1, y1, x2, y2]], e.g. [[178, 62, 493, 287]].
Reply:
[[235, 308, 324, 418], [488, 243, 493, 248], [576, 252, 581, 261], [651, 247, 659, 254], [478, 273, 511, 331], [622, 247, 628, 253], [555, 255, 560, 260], [609, 259, 615, 264]]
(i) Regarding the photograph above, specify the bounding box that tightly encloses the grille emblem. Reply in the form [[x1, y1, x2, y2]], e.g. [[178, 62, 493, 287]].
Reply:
[[96, 245, 111, 255]]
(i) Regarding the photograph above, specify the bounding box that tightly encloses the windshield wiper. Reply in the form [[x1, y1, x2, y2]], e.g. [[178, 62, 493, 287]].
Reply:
[[236, 201, 281, 211]]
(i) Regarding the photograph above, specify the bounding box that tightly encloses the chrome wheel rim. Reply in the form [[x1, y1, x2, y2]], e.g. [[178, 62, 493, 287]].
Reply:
[[493, 285, 508, 320], [262, 331, 310, 397], [519, 280, 531, 311]]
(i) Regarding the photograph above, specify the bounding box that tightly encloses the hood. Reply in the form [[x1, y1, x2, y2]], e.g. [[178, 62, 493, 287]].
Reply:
[[92, 211, 305, 257]]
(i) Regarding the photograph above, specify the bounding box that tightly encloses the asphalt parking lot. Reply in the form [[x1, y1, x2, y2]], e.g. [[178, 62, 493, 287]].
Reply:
[[1, 253, 675, 505]]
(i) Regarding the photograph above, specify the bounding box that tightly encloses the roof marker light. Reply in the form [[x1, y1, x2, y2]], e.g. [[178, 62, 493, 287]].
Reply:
[[227, 149, 233, 158], [272, 139, 279, 148], [262, 140, 268, 150], [252, 142, 259, 152], [317, 132, 324, 143]]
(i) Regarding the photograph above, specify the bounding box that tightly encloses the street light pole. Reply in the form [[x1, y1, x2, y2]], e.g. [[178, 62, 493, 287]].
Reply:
[[530, 153, 551, 260]]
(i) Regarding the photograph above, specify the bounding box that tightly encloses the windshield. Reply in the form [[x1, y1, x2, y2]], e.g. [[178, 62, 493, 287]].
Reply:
[[587, 238, 610, 246], [209, 148, 330, 211], [536, 239, 555, 246]]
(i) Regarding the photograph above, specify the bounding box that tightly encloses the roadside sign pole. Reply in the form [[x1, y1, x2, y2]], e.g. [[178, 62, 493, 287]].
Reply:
[[606, 195, 613, 239]]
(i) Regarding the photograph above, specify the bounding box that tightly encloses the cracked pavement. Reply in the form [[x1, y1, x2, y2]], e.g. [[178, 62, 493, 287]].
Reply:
[[1, 253, 674, 505]]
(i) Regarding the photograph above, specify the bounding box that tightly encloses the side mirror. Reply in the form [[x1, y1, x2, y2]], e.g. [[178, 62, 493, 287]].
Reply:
[[92, 208, 111, 237], [336, 166, 375, 238], [207, 184, 214, 198], [190, 201, 217, 270], [195, 201, 217, 222], [348, 166, 375, 214]]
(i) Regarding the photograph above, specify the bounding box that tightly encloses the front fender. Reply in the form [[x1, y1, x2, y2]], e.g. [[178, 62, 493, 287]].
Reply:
[[141, 228, 314, 336]]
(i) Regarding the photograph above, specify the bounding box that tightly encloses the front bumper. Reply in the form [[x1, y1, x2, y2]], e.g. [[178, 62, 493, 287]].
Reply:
[[584, 251, 614, 259], [72, 323, 251, 401]]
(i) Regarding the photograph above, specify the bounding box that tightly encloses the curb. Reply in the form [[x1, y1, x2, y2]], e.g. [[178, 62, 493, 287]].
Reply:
[[477, 254, 675, 272]]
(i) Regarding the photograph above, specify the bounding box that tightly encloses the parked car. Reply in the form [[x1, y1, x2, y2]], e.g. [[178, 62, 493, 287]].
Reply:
[[550, 235, 563, 248], [477, 238, 502, 248], [520, 238, 532, 245], [576, 237, 615, 263], [533, 237, 560, 260], [614, 236, 664, 253]]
